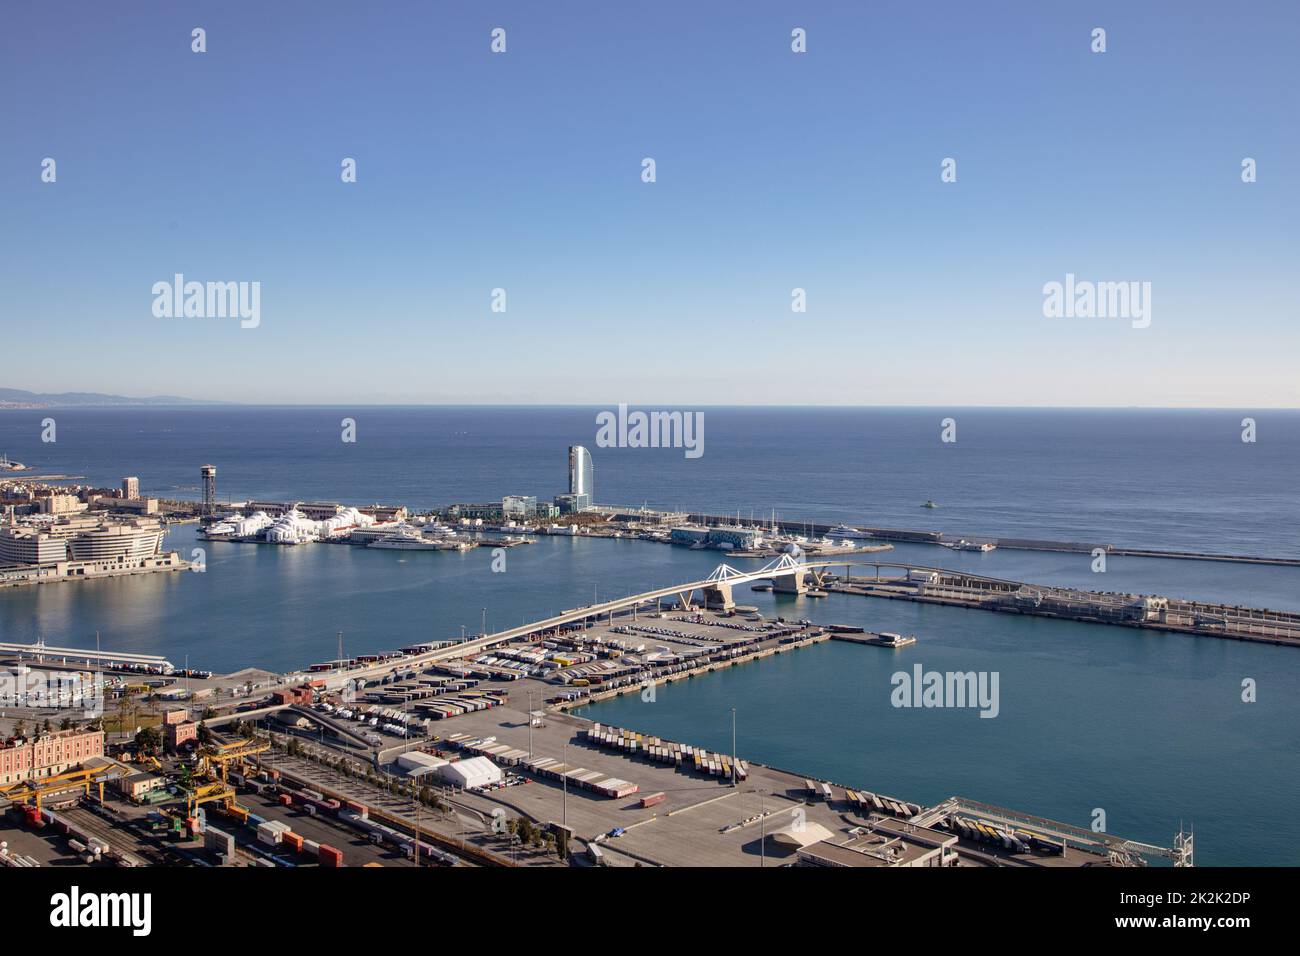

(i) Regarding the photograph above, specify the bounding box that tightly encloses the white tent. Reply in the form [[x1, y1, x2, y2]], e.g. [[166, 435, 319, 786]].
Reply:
[[397, 751, 449, 777], [435, 756, 503, 790]]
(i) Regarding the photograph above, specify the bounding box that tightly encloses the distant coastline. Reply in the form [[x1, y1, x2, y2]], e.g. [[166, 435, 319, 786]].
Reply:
[[0, 387, 228, 409]]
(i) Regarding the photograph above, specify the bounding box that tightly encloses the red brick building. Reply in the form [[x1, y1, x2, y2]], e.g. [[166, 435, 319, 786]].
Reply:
[[0, 728, 105, 786]]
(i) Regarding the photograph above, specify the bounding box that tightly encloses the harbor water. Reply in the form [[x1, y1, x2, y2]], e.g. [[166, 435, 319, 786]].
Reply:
[[1, 406, 1298, 865]]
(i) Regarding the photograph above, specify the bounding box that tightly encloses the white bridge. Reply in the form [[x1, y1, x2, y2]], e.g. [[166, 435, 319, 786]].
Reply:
[[330, 555, 889, 687]]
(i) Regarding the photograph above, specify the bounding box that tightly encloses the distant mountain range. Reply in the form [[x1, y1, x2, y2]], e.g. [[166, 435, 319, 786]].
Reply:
[[0, 387, 226, 408]]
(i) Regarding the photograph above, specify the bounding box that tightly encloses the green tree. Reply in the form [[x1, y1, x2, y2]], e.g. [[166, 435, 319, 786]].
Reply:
[[134, 725, 162, 755]]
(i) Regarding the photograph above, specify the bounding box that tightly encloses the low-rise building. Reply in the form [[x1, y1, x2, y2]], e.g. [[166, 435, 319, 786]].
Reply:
[[553, 493, 591, 514], [360, 504, 408, 522], [796, 819, 959, 868], [163, 708, 198, 752], [116, 770, 166, 801], [502, 495, 537, 518], [0, 525, 68, 566], [670, 525, 761, 551], [298, 502, 344, 521]]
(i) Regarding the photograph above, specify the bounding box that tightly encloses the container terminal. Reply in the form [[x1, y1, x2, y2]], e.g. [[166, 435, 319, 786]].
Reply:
[[1, 558, 1204, 868]]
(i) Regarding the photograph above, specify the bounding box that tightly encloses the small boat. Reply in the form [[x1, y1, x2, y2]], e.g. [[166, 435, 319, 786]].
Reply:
[[941, 539, 996, 552], [921, 500, 939, 509]]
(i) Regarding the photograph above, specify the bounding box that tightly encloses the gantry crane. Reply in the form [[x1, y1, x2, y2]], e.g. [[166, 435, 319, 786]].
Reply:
[[0, 765, 114, 811], [195, 738, 269, 784]]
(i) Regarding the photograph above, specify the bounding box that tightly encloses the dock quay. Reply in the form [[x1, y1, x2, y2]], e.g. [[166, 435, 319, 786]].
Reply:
[[682, 511, 1300, 567], [0, 641, 176, 672], [332, 650, 1191, 866], [827, 628, 918, 648], [823, 565, 1300, 647]]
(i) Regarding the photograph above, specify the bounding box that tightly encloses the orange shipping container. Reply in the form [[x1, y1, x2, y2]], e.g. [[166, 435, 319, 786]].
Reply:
[[318, 843, 343, 867]]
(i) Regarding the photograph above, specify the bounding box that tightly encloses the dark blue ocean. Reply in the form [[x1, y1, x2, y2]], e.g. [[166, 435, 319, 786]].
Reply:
[[2, 406, 1297, 556], [1, 406, 1298, 864]]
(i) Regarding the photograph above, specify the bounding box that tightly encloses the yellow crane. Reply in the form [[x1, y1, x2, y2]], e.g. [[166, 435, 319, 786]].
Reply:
[[184, 781, 237, 816], [0, 765, 113, 811], [195, 738, 269, 783]]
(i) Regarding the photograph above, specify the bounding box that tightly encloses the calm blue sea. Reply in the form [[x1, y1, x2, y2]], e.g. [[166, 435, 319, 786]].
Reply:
[[1, 406, 1297, 864], [1, 406, 1297, 555]]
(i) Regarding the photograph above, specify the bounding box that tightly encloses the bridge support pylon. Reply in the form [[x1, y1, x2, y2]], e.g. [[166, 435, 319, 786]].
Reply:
[[702, 581, 735, 610], [770, 569, 808, 595]]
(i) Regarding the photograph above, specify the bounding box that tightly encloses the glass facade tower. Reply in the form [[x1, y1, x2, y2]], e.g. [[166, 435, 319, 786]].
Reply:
[[568, 445, 593, 500]]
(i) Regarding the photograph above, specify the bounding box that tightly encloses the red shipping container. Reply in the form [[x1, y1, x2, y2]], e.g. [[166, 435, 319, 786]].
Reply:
[[640, 792, 666, 808], [318, 843, 343, 867], [278, 793, 293, 806], [283, 832, 303, 852]]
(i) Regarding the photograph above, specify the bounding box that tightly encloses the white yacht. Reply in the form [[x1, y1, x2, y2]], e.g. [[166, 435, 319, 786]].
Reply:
[[368, 527, 441, 550], [420, 523, 461, 540], [826, 525, 864, 539]]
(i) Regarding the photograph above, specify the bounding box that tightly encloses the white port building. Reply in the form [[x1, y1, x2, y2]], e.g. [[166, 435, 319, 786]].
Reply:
[[434, 756, 503, 790], [396, 751, 449, 778]]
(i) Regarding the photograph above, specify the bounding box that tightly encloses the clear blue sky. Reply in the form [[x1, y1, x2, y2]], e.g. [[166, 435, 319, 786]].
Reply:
[[2, 1, 1296, 406]]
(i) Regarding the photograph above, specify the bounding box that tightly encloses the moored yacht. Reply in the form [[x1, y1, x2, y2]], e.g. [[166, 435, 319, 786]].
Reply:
[[368, 526, 441, 550]]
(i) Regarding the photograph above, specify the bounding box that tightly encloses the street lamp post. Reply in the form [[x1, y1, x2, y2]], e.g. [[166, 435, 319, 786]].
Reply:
[[731, 708, 737, 788]]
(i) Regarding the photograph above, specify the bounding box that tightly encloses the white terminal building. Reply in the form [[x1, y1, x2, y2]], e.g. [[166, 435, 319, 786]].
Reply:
[[396, 752, 502, 790]]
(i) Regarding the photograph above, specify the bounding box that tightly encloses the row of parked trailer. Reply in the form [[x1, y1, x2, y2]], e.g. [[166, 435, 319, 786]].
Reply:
[[843, 788, 922, 818], [320, 702, 420, 738], [523, 755, 639, 799], [584, 724, 749, 782], [946, 816, 1064, 856], [442, 732, 639, 799], [414, 690, 508, 720], [442, 732, 532, 766]]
